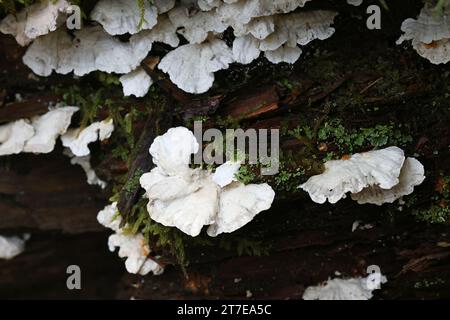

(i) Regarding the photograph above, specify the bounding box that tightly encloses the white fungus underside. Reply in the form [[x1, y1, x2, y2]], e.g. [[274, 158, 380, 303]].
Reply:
[[91, 0, 158, 35], [119, 67, 153, 98], [351, 157, 425, 205], [23, 27, 153, 77], [61, 118, 114, 157], [300, 146, 406, 204], [0, 0, 69, 46]]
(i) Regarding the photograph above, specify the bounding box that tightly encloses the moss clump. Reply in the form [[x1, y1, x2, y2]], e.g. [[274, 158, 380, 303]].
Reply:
[[316, 119, 413, 159], [412, 174, 450, 224], [123, 168, 143, 197]]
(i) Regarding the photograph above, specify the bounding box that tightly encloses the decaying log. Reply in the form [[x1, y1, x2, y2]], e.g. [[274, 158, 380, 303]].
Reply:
[[0, 0, 449, 300]]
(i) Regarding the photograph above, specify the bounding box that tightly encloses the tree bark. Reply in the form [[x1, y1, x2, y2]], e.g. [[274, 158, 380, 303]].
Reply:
[[0, 0, 449, 299]]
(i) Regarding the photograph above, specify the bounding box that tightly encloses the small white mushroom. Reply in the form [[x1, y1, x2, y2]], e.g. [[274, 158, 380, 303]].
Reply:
[[300, 146, 406, 204], [351, 157, 425, 205], [0, 235, 27, 260], [159, 38, 234, 93], [397, 7, 450, 64], [0, 0, 69, 46], [91, 0, 158, 35], [119, 67, 153, 98], [61, 118, 114, 157], [303, 274, 387, 300], [97, 202, 164, 276], [0, 120, 34, 156], [23, 106, 79, 154], [23, 26, 153, 77], [140, 127, 275, 237]]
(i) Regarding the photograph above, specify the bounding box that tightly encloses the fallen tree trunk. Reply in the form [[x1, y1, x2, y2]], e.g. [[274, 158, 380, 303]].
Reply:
[[0, 0, 449, 300]]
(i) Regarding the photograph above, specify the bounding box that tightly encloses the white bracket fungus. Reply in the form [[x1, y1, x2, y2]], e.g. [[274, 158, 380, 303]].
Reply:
[[0, 106, 78, 156], [217, 0, 312, 27], [300, 146, 425, 205], [97, 202, 164, 276], [397, 7, 450, 64], [91, 0, 158, 35], [119, 67, 154, 98], [303, 274, 387, 300], [138, 15, 180, 48], [63, 149, 107, 189], [154, 0, 176, 14], [0, 0, 69, 46], [232, 10, 337, 65], [140, 127, 275, 237], [10, 0, 338, 95], [0, 120, 34, 156], [23, 27, 153, 77], [0, 234, 28, 260], [61, 118, 114, 157], [168, 6, 227, 44], [264, 45, 302, 64], [23, 106, 79, 154], [211, 160, 241, 187], [159, 38, 234, 94], [351, 157, 425, 205]]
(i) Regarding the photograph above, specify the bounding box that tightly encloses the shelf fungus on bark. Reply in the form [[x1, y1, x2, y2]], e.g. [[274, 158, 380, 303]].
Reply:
[[63, 149, 107, 189], [139, 127, 275, 237], [0, 0, 69, 46], [0, 106, 78, 156], [158, 38, 234, 94], [299, 146, 425, 205], [91, 0, 158, 35], [232, 10, 338, 65], [0, 234, 29, 260], [119, 67, 154, 98], [23, 27, 153, 77], [397, 6, 450, 64], [303, 274, 387, 300], [61, 118, 114, 157], [97, 202, 164, 276]]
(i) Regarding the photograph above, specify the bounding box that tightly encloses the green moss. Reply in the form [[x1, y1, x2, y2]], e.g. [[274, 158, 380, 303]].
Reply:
[[136, 0, 154, 31], [236, 165, 258, 184], [413, 205, 450, 224], [123, 168, 144, 197], [412, 174, 450, 224], [414, 277, 446, 289], [273, 165, 305, 193], [0, 0, 35, 15], [317, 119, 413, 157]]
